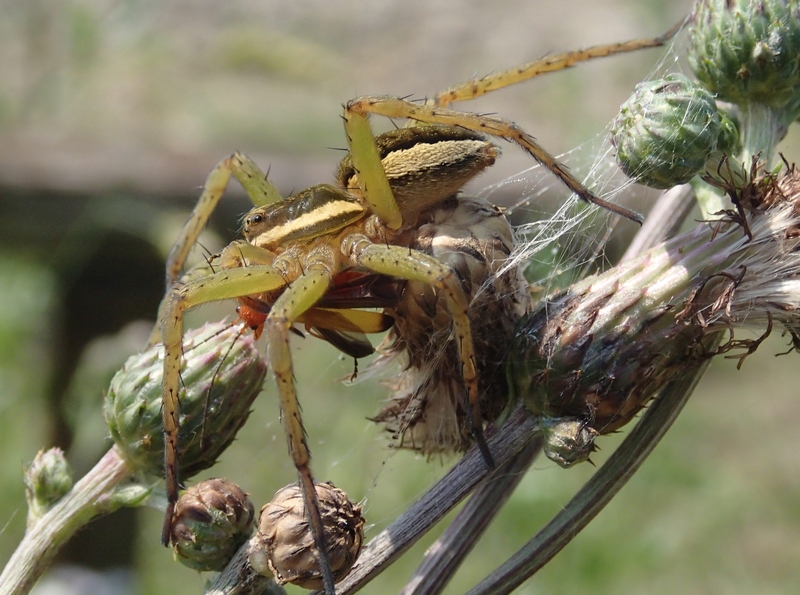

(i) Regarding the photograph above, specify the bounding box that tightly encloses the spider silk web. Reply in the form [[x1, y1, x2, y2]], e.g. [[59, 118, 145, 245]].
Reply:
[[478, 32, 691, 299]]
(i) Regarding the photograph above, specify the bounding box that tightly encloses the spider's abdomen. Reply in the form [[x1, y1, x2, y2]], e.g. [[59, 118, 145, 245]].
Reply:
[[339, 127, 500, 226]]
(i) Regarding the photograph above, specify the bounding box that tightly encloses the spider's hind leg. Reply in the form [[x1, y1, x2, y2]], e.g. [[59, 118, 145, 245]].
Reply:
[[433, 21, 684, 107], [347, 95, 643, 223]]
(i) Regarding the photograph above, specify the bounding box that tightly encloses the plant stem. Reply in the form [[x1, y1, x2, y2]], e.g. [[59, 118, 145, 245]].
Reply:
[[467, 358, 711, 594], [400, 437, 543, 595], [740, 102, 784, 166], [0, 447, 133, 595]]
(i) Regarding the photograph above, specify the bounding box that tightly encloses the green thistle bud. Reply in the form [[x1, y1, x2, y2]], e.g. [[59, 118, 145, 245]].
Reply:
[[104, 322, 267, 479], [509, 164, 800, 466], [538, 418, 598, 468], [250, 482, 364, 589], [689, 0, 800, 114], [24, 448, 74, 524], [170, 478, 255, 572], [611, 74, 737, 189]]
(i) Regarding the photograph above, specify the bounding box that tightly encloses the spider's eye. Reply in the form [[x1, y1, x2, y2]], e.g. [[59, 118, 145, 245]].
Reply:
[[249, 213, 264, 225]]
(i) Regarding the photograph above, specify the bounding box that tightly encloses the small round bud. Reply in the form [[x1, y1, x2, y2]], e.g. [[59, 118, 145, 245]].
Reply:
[[170, 478, 255, 572], [104, 322, 267, 479], [689, 0, 800, 113], [611, 74, 737, 188], [24, 448, 74, 523], [250, 482, 364, 589], [539, 418, 598, 468]]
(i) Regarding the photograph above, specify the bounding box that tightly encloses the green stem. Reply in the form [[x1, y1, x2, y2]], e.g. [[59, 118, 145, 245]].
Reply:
[[740, 102, 784, 166], [0, 447, 133, 595]]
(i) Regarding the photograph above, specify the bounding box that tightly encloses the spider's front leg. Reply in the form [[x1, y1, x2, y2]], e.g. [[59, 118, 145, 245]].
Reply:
[[149, 154, 283, 347], [160, 264, 286, 545], [165, 153, 282, 289], [262, 264, 339, 593]]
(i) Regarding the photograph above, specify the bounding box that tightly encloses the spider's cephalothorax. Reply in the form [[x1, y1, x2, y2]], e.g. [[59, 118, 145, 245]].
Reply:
[[155, 24, 679, 592]]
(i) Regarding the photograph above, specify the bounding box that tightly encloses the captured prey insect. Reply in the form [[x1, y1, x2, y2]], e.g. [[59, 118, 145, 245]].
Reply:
[[155, 24, 681, 592]]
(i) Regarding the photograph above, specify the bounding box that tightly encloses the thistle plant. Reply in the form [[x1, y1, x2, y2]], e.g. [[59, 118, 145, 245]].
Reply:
[[23, 448, 73, 528], [323, 2, 800, 593], [170, 478, 255, 572], [0, 323, 268, 595], [690, 0, 800, 164], [4, 3, 800, 595], [249, 482, 364, 589], [610, 73, 739, 189]]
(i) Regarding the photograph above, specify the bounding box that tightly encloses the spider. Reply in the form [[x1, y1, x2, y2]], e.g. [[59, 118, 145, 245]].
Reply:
[[155, 23, 681, 592]]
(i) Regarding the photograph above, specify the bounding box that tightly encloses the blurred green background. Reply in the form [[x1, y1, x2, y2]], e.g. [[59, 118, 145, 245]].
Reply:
[[2, 0, 800, 593]]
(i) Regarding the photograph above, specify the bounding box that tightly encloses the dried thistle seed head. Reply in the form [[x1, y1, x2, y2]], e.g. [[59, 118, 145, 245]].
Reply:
[[368, 195, 531, 455], [249, 482, 364, 589], [511, 163, 800, 466], [689, 0, 800, 115], [170, 478, 255, 571], [611, 74, 738, 189], [104, 322, 267, 479], [24, 448, 73, 523]]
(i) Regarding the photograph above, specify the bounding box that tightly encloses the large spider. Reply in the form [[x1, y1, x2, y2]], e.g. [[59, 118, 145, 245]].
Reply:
[[156, 24, 679, 592]]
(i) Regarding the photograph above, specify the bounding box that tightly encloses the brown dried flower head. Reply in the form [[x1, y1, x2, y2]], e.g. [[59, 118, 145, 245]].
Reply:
[[368, 195, 531, 455], [249, 482, 364, 589]]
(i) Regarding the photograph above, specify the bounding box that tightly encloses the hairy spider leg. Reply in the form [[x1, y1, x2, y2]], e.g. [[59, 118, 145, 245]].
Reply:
[[341, 107, 494, 465], [160, 265, 285, 545], [264, 265, 338, 593], [347, 96, 643, 223], [433, 20, 685, 107], [160, 263, 340, 593], [346, 235, 489, 463], [341, 108, 403, 230], [165, 153, 283, 292]]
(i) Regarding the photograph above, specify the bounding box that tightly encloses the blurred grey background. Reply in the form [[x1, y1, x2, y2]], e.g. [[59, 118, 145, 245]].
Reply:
[[2, 1, 799, 594]]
